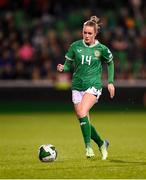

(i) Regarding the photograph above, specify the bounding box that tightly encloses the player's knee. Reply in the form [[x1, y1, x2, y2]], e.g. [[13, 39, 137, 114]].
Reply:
[[76, 108, 87, 118]]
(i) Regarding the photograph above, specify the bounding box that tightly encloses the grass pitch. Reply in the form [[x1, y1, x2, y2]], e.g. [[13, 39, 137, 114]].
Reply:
[[0, 111, 146, 179]]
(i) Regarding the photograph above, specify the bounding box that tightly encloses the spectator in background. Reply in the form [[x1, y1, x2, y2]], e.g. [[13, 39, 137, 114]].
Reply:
[[18, 39, 34, 62], [0, 0, 146, 81], [0, 49, 15, 79]]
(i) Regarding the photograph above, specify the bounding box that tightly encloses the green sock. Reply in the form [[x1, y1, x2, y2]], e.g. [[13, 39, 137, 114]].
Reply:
[[91, 124, 103, 148], [79, 116, 91, 148]]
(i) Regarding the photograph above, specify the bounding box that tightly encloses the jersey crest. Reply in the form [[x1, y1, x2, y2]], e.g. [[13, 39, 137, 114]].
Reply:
[[94, 50, 101, 58]]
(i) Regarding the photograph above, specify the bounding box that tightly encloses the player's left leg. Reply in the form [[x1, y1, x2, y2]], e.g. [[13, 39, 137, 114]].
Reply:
[[87, 113, 104, 148], [99, 140, 109, 160], [90, 124, 103, 147], [87, 117, 109, 160], [85, 88, 109, 160]]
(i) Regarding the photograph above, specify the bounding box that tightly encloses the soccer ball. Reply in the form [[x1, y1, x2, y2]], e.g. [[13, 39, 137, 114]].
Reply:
[[38, 144, 57, 162]]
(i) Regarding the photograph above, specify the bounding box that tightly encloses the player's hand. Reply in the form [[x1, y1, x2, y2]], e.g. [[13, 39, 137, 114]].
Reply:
[[57, 64, 64, 72], [108, 83, 115, 99]]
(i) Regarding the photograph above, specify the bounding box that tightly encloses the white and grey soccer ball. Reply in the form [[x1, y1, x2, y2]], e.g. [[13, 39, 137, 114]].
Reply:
[[38, 144, 57, 162]]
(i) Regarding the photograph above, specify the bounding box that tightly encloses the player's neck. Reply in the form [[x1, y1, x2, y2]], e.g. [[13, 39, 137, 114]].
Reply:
[[85, 40, 96, 46], [83, 39, 99, 47]]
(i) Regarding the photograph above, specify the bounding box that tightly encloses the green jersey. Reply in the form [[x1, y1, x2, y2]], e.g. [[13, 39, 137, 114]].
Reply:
[[64, 39, 114, 91]]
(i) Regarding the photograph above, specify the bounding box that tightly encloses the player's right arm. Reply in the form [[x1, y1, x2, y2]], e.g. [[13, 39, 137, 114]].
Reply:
[[57, 42, 75, 73], [57, 64, 64, 72], [57, 60, 73, 72]]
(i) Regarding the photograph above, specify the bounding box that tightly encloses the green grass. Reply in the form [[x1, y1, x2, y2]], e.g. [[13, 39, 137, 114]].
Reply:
[[0, 112, 146, 179]]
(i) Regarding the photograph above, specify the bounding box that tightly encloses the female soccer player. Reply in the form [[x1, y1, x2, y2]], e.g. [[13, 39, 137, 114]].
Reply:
[[57, 16, 115, 160]]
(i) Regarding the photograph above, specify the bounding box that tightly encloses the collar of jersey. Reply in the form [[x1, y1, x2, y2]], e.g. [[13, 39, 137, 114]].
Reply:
[[83, 39, 99, 48]]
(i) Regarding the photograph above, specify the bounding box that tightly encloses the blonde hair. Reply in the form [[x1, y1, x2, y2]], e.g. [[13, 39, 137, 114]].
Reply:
[[83, 16, 101, 33]]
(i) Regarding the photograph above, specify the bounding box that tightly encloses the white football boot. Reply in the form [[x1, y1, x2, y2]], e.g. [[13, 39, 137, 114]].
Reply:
[[86, 147, 95, 158], [100, 140, 109, 160]]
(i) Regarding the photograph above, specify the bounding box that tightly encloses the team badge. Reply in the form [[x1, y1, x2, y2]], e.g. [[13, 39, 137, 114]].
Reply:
[[94, 50, 101, 58]]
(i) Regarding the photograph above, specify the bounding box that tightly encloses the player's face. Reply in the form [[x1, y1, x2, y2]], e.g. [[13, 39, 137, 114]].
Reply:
[[82, 26, 96, 45]]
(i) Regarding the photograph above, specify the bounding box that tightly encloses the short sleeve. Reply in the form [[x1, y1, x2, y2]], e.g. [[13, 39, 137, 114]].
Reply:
[[102, 46, 113, 63]]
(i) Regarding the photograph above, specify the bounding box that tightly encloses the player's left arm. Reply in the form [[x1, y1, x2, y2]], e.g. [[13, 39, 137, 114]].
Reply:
[[102, 46, 115, 98], [107, 61, 115, 98]]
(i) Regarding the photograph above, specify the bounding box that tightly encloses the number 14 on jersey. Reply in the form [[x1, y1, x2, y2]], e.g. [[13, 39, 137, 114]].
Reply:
[[81, 55, 92, 65]]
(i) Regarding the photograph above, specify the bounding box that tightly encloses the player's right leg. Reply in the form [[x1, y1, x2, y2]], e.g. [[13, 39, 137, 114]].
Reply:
[[86, 146, 95, 158], [73, 91, 97, 158]]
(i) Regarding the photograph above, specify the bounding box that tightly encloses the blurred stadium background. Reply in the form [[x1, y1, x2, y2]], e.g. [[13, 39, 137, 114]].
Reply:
[[0, 0, 146, 111]]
